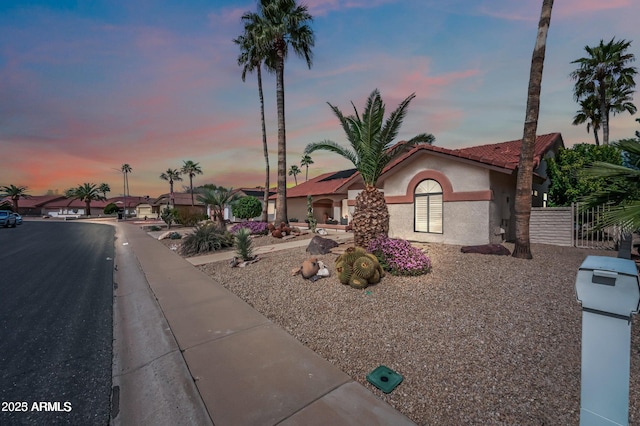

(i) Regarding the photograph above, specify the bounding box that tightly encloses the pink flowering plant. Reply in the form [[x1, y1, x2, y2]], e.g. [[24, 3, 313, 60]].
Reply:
[[367, 236, 432, 276], [229, 221, 269, 235]]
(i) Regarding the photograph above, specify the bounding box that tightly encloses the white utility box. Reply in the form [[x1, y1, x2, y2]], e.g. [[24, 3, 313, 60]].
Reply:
[[576, 255, 640, 426]]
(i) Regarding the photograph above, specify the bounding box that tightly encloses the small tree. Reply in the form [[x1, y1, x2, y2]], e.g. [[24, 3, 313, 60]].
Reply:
[[161, 207, 178, 229], [232, 196, 263, 220]]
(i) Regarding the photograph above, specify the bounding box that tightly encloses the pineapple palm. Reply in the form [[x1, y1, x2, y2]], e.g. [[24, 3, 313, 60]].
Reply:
[[305, 89, 434, 247]]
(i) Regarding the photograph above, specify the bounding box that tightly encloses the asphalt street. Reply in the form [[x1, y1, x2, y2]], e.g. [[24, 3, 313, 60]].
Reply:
[[0, 221, 114, 425]]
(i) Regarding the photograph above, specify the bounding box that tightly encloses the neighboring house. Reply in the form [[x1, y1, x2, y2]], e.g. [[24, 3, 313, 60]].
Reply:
[[284, 133, 564, 246], [107, 196, 149, 218], [2, 194, 149, 217], [41, 197, 110, 217], [226, 187, 276, 222], [151, 193, 207, 217], [2, 195, 66, 216]]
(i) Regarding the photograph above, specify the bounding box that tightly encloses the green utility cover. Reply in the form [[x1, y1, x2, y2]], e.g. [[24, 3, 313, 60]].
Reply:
[[366, 365, 403, 393]]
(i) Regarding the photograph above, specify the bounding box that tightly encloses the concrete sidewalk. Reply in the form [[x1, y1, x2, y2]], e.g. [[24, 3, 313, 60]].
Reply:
[[114, 223, 416, 425]]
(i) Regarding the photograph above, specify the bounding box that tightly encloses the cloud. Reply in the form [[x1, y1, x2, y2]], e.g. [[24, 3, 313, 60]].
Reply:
[[304, 0, 398, 16]]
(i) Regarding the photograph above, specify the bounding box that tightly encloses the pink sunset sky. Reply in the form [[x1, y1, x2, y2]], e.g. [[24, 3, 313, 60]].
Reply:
[[1, 0, 639, 197]]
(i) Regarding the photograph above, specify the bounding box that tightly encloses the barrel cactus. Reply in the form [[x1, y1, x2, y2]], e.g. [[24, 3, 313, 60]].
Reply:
[[336, 246, 383, 289]]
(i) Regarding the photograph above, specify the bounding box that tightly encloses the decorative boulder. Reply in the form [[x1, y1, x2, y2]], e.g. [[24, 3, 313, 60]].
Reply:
[[301, 257, 320, 279], [460, 244, 511, 256], [306, 235, 339, 255]]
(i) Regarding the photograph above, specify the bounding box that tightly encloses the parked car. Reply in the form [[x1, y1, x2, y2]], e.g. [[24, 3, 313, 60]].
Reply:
[[12, 213, 22, 225], [0, 211, 17, 228]]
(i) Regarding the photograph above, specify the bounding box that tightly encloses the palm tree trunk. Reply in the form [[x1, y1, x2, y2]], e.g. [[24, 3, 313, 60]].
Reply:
[[86, 200, 91, 216], [12, 196, 19, 212], [594, 129, 600, 146], [190, 175, 194, 206], [123, 173, 127, 220], [513, 0, 553, 259], [258, 65, 270, 223], [170, 181, 174, 206], [600, 86, 609, 145], [275, 48, 288, 223]]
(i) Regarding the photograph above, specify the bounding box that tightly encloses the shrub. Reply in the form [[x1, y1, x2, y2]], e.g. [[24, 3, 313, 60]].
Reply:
[[229, 221, 269, 235], [367, 236, 432, 276], [175, 208, 207, 226], [169, 232, 182, 240], [232, 196, 263, 220], [180, 223, 234, 256], [103, 203, 119, 215], [149, 225, 162, 231], [234, 228, 254, 261]]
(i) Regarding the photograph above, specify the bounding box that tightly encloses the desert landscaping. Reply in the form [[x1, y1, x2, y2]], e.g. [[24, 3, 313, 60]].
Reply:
[[154, 233, 640, 425]]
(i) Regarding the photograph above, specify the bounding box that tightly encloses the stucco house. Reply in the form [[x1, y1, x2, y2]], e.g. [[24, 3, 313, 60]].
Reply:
[[284, 133, 564, 246]]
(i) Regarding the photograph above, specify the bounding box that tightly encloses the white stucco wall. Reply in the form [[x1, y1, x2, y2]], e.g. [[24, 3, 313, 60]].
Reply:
[[382, 153, 491, 196], [382, 152, 494, 245], [388, 200, 491, 245]]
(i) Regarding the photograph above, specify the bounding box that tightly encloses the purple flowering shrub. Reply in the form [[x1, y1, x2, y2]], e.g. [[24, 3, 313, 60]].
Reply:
[[367, 236, 432, 276], [229, 221, 269, 235]]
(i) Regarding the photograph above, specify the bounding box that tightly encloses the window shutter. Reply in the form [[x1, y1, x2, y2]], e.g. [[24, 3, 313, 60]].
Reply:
[[415, 196, 429, 232], [429, 194, 443, 233]]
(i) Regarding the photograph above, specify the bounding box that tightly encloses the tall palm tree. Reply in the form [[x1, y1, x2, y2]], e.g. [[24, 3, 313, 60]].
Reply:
[[235, 14, 276, 223], [300, 153, 313, 181], [288, 164, 301, 186], [65, 183, 105, 216], [180, 160, 203, 206], [512, 0, 554, 259], [160, 169, 183, 206], [305, 89, 435, 248], [1, 184, 29, 212], [572, 95, 602, 145], [121, 164, 132, 196], [571, 37, 637, 145], [121, 163, 132, 219], [196, 185, 241, 230], [98, 183, 111, 199], [253, 0, 315, 224]]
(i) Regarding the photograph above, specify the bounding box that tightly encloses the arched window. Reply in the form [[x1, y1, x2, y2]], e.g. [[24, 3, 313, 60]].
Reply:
[[414, 179, 443, 233]]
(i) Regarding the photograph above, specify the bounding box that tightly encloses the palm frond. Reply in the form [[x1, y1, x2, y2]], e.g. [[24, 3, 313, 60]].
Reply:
[[304, 140, 358, 167], [380, 93, 416, 147], [583, 161, 640, 178]]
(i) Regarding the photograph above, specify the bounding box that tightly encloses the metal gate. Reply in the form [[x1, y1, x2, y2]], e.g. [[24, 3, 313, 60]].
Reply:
[[573, 202, 622, 250]]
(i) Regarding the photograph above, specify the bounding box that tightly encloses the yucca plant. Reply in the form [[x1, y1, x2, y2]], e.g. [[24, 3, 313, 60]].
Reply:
[[305, 89, 434, 247], [234, 228, 254, 261]]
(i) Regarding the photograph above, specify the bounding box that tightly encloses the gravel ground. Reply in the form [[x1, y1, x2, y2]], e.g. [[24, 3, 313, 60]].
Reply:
[[195, 241, 640, 425]]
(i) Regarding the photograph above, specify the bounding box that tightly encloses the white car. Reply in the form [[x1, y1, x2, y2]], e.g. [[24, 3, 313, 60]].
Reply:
[[13, 213, 22, 225]]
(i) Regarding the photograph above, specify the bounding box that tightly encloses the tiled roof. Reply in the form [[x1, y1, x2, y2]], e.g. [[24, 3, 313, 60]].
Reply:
[[234, 187, 276, 198], [383, 133, 563, 176], [106, 196, 149, 209], [283, 169, 359, 199], [454, 133, 562, 170], [152, 192, 205, 206], [10, 195, 67, 208]]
